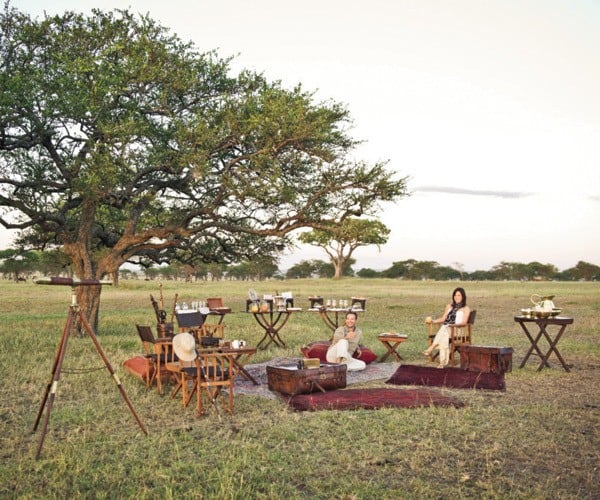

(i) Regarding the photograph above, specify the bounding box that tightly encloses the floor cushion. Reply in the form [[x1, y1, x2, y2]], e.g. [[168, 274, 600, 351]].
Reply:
[[123, 356, 152, 381], [301, 341, 377, 364]]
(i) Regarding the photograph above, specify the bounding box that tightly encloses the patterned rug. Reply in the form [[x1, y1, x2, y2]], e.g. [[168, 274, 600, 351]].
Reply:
[[288, 387, 465, 411], [386, 364, 506, 391], [235, 357, 400, 400]]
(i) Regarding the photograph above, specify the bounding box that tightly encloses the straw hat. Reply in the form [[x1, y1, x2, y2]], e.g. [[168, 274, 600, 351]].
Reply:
[[172, 333, 197, 362]]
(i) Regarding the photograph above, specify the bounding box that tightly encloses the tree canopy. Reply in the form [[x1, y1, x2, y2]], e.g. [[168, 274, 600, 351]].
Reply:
[[0, 6, 408, 327]]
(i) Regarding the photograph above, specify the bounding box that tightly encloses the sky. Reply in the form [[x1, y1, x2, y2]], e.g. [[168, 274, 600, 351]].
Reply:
[[5, 0, 600, 272]]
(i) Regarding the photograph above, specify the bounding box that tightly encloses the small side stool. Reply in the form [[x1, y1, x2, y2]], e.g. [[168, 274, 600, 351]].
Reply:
[[377, 333, 408, 362]]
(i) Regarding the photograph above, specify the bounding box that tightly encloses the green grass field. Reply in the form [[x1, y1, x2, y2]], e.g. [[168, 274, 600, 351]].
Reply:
[[1, 278, 598, 498]]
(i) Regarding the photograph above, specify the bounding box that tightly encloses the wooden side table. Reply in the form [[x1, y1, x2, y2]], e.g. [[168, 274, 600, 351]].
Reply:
[[221, 346, 258, 385], [251, 309, 301, 349], [514, 315, 574, 372], [377, 333, 408, 362]]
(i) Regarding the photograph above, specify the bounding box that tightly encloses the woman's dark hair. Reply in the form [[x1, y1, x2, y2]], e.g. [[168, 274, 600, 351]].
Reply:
[[346, 311, 358, 320], [452, 287, 467, 307]]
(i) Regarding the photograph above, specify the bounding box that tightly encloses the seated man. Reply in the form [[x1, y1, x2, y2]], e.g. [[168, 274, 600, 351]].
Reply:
[[326, 311, 366, 371]]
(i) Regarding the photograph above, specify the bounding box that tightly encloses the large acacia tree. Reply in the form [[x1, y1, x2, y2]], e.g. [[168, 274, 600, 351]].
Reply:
[[0, 6, 408, 329]]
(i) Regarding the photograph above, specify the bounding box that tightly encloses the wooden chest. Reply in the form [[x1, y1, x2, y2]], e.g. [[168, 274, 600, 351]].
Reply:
[[459, 345, 513, 374], [267, 363, 347, 395]]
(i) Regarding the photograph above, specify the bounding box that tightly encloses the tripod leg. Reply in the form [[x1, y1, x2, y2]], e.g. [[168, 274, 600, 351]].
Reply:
[[78, 311, 147, 436], [34, 307, 76, 459], [33, 308, 74, 432]]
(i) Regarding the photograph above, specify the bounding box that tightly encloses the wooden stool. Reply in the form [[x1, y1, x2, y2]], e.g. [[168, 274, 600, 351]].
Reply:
[[377, 333, 408, 362]]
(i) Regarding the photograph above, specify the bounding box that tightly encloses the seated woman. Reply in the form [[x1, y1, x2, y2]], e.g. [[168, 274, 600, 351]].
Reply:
[[422, 287, 470, 368], [326, 311, 366, 371]]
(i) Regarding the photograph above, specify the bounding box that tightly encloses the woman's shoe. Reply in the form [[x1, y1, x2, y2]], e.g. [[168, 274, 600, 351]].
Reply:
[[421, 350, 430, 357], [437, 364, 446, 369]]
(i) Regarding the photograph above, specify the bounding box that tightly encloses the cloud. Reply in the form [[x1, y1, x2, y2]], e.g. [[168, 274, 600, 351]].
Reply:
[[414, 185, 533, 199]]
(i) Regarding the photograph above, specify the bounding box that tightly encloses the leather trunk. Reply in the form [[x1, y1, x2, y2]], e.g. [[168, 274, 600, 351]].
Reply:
[[459, 345, 513, 374], [267, 363, 347, 395]]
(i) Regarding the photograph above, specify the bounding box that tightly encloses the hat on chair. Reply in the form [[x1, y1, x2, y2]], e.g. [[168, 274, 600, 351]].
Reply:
[[172, 333, 197, 362]]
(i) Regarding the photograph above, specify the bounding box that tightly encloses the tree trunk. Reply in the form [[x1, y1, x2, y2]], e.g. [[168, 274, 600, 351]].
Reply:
[[333, 258, 344, 279], [76, 285, 103, 335], [62, 206, 118, 335]]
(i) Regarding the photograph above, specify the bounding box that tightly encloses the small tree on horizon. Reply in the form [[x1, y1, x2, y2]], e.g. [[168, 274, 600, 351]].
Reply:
[[298, 218, 390, 279]]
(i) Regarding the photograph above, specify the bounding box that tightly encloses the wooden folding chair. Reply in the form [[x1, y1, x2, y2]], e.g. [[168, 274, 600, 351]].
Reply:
[[201, 323, 225, 338], [136, 324, 175, 393], [448, 309, 476, 365], [175, 311, 205, 337], [196, 351, 235, 417], [167, 333, 199, 407], [166, 360, 197, 408], [427, 309, 476, 366]]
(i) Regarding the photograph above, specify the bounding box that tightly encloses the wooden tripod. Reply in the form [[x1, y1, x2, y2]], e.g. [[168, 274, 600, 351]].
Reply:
[[33, 282, 147, 459]]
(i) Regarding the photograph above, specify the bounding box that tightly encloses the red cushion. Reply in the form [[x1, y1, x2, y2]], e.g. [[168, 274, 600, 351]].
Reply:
[[300, 341, 329, 362], [300, 341, 377, 365], [123, 356, 152, 381], [356, 347, 378, 364]]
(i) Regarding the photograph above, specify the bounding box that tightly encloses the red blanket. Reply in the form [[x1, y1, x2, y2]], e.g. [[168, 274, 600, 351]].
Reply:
[[288, 387, 464, 411], [386, 364, 506, 391]]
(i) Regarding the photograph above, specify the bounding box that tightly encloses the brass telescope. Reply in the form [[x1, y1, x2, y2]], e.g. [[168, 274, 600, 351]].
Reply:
[[35, 277, 113, 287]]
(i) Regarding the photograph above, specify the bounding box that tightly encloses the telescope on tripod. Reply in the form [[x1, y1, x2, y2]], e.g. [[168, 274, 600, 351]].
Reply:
[[32, 277, 147, 459]]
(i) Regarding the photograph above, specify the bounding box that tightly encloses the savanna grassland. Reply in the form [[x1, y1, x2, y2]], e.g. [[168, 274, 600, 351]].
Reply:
[[0, 278, 598, 499]]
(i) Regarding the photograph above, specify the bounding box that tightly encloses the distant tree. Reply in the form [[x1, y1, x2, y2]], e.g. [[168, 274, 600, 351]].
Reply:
[[143, 267, 160, 280], [381, 259, 445, 280], [0, 248, 72, 279], [205, 263, 226, 281], [381, 259, 413, 279], [356, 268, 381, 278], [0, 7, 408, 330], [451, 262, 465, 280], [490, 262, 523, 280], [0, 249, 38, 280], [246, 256, 279, 281], [469, 269, 495, 281], [436, 265, 462, 280], [407, 261, 445, 280], [119, 268, 136, 280], [298, 218, 390, 279], [527, 261, 558, 280], [285, 259, 324, 279], [380, 259, 464, 280], [228, 257, 278, 281], [557, 261, 600, 281], [490, 261, 556, 281], [227, 262, 250, 281], [36, 249, 72, 276]]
